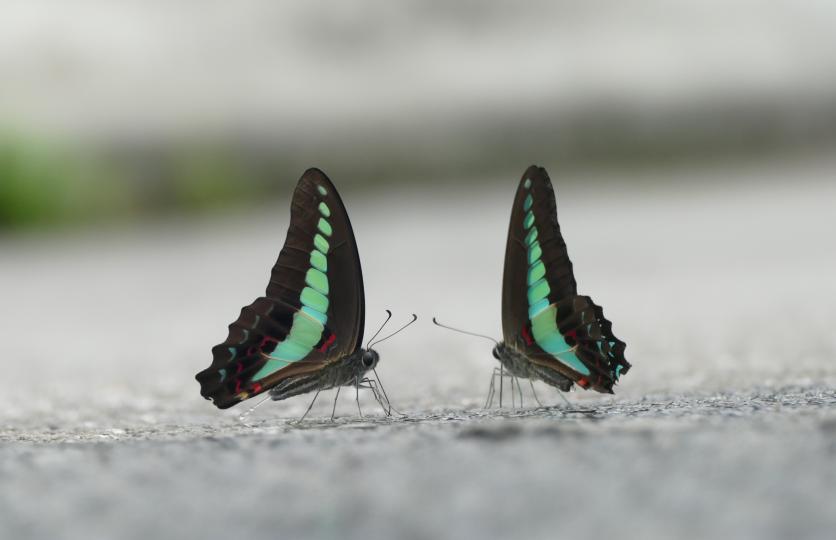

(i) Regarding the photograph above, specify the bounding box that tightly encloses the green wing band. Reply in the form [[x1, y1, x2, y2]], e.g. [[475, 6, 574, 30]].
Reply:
[[522, 179, 590, 376], [253, 186, 333, 381]]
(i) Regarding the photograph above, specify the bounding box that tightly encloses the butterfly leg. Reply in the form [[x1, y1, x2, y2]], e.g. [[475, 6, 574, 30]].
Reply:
[[355, 377, 364, 418], [529, 379, 543, 407], [499, 364, 504, 408], [330, 386, 342, 421], [556, 390, 571, 407], [365, 379, 388, 415], [484, 367, 515, 409], [513, 376, 524, 409], [484, 369, 497, 409], [296, 387, 322, 424], [365, 378, 404, 416], [358, 378, 391, 417], [519, 377, 525, 408], [369, 380, 396, 416], [373, 368, 395, 416]]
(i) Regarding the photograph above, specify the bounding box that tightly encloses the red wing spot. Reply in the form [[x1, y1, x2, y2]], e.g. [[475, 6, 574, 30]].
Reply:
[[521, 325, 534, 346], [319, 333, 336, 352], [576, 377, 590, 389], [252, 383, 262, 394], [564, 329, 577, 340], [235, 381, 242, 393], [260, 336, 279, 347]]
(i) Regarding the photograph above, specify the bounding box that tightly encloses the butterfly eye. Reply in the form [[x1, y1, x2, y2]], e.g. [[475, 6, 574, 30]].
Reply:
[[492, 347, 501, 360], [362, 352, 377, 368]]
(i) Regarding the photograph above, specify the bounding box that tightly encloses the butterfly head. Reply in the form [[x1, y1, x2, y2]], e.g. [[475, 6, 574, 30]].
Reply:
[[492, 341, 508, 360], [361, 349, 380, 370]]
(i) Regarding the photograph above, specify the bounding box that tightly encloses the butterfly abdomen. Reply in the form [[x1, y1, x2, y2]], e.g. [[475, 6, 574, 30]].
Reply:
[[495, 342, 574, 391], [268, 349, 372, 401]]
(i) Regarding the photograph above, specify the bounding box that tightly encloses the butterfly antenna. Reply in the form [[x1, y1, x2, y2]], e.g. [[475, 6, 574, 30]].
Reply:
[[432, 317, 499, 346], [369, 314, 418, 348], [365, 309, 393, 349]]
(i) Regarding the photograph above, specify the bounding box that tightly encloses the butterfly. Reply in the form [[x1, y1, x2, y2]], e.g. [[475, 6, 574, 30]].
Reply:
[[196, 168, 395, 416], [436, 165, 630, 406]]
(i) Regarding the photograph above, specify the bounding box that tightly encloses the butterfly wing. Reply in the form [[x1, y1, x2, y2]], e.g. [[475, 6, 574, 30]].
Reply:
[[501, 165, 630, 393], [196, 168, 365, 409]]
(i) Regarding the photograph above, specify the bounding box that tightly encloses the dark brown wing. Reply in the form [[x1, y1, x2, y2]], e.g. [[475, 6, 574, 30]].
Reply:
[[196, 168, 365, 409], [501, 165, 630, 393]]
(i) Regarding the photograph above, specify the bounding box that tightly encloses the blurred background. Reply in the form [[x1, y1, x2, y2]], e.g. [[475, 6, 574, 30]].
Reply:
[[2, 2, 836, 539], [2, 0, 835, 230]]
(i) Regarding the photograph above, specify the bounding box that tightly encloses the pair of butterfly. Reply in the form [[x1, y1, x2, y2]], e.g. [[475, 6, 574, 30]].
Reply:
[[195, 165, 630, 416]]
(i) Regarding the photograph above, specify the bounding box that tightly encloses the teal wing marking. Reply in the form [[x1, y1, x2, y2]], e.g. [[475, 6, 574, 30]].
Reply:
[[522, 178, 591, 376], [252, 199, 333, 381]]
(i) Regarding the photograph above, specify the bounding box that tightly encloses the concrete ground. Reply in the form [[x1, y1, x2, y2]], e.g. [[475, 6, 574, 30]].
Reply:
[[2, 154, 835, 540]]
